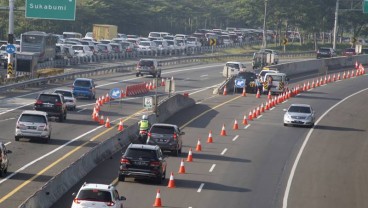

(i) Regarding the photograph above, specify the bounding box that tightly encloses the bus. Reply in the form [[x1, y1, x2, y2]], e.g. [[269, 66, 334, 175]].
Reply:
[[20, 31, 57, 62]]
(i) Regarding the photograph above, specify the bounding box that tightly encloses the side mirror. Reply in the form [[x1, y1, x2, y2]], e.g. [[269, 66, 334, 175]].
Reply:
[[120, 196, 126, 201], [6, 150, 12, 154], [72, 192, 77, 196], [283, 109, 287, 112]]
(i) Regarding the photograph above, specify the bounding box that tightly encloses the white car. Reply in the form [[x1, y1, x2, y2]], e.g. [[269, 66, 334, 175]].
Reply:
[[137, 41, 157, 52], [71, 183, 126, 208], [53, 89, 77, 110], [71, 45, 93, 58], [283, 104, 315, 127], [15, 110, 51, 143]]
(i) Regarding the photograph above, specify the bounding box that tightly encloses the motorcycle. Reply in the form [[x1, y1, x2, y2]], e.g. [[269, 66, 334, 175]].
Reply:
[[138, 129, 148, 144]]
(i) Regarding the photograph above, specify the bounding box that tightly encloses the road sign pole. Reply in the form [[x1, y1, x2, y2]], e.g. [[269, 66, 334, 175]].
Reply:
[[7, 0, 15, 79]]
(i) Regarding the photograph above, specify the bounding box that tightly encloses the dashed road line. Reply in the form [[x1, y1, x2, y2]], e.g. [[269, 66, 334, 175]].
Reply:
[[257, 115, 263, 119], [209, 164, 216, 172], [77, 108, 86, 113], [220, 148, 228, 155], [232, 135, 239, 141], [197, 183, 205, 192], [4, 142, 10, 146], [244, 124, 251, 129]]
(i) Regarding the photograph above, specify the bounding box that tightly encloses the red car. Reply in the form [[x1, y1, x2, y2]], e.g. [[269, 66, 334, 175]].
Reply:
[[343, 48, 356, 56]]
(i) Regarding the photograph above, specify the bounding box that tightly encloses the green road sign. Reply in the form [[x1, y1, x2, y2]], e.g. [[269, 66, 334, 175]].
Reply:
[[364, 0, 368, 13], [26, 0, 76, 20]]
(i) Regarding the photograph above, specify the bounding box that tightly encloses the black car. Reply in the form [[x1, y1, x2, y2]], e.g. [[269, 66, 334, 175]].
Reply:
[[34, 93, 67, 122], [316, 47, 337, 59], [146, 123, 184, 156], [0, 142, 10, 177], [119, 144, 167, 184], [234, 71, 258, 93]]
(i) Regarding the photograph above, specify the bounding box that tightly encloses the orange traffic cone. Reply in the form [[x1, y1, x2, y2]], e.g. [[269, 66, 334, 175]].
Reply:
[[94, 112, 99, 122], [196, 139, 202, 151], [161, 78, 165, 86], [268, 90, 271, 100], [261, 103, 265, 113], [256, 89, 261, 98], [149, 82, 153, 90], [117, 120, 124, 131], [233, 119, 239, 130], [101, 95, 105, 104], [167, 172, 175, 188], [178, 159, 186, 174], [311, 80, 315, 88], [187, 148, 193, 162], [99, 115, 105, 125], [220, 124, 227, 136], [248, 111, 253, 121], [337, 72, 341, 80], [242, 115, 248, 125], [105, 117, 111, 128], [223, 86, 227, 95], [207, 130, 213, 143], [242, 87, 246, 97], [98, 97, 103, 106], [153, 189, 162, 207], [104, 93, 110, 103]]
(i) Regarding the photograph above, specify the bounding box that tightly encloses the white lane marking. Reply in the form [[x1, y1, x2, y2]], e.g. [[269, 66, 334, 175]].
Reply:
[[0, 118, 15, 122], [0, 125, 103, 185], [232, 135, 239, 141], [209, 164, 216, 172], [200, 74, 208, 77], [0, 103, 33, 115], [257, 115, 263, 119], [283, 100, 288, 103], [221, 148, 228, 155], [244, 124, 251, 129], [4, 142, 10, 146], [197, 183, 205, 192], [270, 107, 275, 111], [77, 108, 86, 113], [282, 87, 368, 208]]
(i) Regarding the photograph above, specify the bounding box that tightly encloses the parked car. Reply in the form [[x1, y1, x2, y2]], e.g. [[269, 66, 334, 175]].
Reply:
[[136, 58, 161, 77], [222, 61, 247, 78], [120, 41, 134, 52], [34, 93, 67, 122], [99, 40, 112, 44], [166, 40, 179, 50], [71, 183, 126, 208], [72, 78, 96, 100], [342, 48, 356, 56], [55, 44, 75, 59], [118, 144, 167, 184], [0, 142, 10, 176], [15, 110, 52, 142], [137, 41, 157, 52], [146, 123, 184, 156], [153, 40, 169, 52], [283, 104, 315, 127], [53, 89, 77, 110], [109, 43, 123, 53], [316, 47, 337, 59], [96, 43, 113, 55], [186, 37, 202, 47], [175, 38, 187, 50], [72, 45, 93, 58], [234, 71, 258, 93], [263, 49, 279, 64]]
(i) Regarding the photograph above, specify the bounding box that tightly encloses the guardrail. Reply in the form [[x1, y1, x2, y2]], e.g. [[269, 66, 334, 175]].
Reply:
[[0, 51, 316, 92]]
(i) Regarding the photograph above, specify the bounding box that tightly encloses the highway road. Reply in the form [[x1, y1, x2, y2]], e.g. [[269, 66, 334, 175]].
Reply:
[[50, 65, 368, 207]]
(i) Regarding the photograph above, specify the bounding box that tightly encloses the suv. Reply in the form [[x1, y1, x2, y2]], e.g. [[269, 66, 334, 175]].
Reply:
[[136, 58, 161, 77], [34, 93, 67, 122], [146, 123, 184, 156], [72, 78, 96, 100], [234, 71, 257, 93], [316, 47, 337, 59], [0, 142, 10, 177], [71, 183, 126, 208], [15, 110, 51, 142], [119, 144, 167, 184]]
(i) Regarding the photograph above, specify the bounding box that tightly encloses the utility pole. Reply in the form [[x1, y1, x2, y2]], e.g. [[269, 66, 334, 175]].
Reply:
[[7, 0, 15, 78], [262, 0, 268, 49], [333, 0, 339, 50]]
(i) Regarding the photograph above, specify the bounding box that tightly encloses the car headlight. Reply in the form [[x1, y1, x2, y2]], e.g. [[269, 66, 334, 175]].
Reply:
[[284, 113, 291, 119]]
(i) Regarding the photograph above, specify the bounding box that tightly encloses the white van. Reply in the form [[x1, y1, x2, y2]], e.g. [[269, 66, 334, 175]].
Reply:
[[222, 61, 246, 78], [263, 72, 289, 94]]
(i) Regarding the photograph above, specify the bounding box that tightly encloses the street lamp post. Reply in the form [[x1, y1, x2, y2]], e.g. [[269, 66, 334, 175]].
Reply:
[[7, 0, 15, 78], [333, 0, 339, 50], [262, 0, 268, 49]]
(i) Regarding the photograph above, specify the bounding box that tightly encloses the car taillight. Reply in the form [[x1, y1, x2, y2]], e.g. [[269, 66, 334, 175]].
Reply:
[[150, 161, 160, 167], [173, 133, 177, 140], [120, 158, 130, 164], [16, 123, 26, 130], [37, 125, 46, 131], [89, 87, 93, 91], [148, 132, 152, 137], [35, 100, 43, 105], [73, 198, 81, 204], [106, 201, 115, 206], [55, 102, 62, 106], [140, 130, 147, 134]]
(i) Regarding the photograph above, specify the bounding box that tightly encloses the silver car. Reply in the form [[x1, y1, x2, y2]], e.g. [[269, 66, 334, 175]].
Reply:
[[283, 104, 315, 127], [54, 89, 77, 110], [15, 110, 52, 143]]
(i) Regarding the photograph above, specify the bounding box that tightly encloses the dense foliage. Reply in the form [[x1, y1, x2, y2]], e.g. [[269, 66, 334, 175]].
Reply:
[[0, 0, 367, 41]]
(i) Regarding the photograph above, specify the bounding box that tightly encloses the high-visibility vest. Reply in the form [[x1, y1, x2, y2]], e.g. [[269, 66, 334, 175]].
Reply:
[[139, 120, 149, 130]]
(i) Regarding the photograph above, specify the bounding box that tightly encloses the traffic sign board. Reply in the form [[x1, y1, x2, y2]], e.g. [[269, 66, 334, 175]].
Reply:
[[209, 38, 216, 46], [364, 0, 368, 13], [110, 88, 121, 99], [7, 63, 13, 75], [6, 45, 16, 54], [25, 0, 76, 20], [234, 78, 246, 88], [282, 38, 288, 45], [143, 96, 153, 109]]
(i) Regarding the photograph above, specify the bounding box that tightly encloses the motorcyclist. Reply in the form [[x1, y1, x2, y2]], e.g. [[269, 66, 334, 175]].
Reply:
[[138, 115, 150, 143]]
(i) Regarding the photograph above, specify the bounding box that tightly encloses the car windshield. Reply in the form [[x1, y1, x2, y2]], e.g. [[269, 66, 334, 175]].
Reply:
[[77, 189, 112, 202], [121, 42, 130, 47], [38, 95, 60, 103], [345, 48, 355, 52], [54, 90, 72, 97], [140, 42, 151, 46], [288, 106, 311, 113], [167, 41, 174, 46], [97, 45, 107, 50], [154, 41, 163, 45], [19, 114, 46, 123], [74, 80, 92, 87], [226, 63, 240, 69], [187, 38, 196, 42], [139, 60, 154, 67], [151, 126, 175, 134], [72, 46, 83, 51], [125, 148, 156, 159], [150, 33, 160, 37], [237, 73, 256, 81], [319, 48, 330, 52], [267, 75, 283, 81]]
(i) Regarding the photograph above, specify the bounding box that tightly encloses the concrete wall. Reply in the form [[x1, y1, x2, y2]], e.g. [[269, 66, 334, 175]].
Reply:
[[19, 94, 195, 208]]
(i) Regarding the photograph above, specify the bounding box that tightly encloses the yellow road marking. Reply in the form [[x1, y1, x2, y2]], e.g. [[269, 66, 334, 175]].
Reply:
[[0, 108, 146, 203]]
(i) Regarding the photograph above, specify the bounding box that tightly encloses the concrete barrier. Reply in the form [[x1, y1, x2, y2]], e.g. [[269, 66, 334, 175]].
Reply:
[[19, 94, 195, 208]]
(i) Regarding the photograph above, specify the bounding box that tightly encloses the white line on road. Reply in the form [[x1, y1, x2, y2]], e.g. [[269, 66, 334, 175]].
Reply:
[[232, 135, 239, 141], [77, 108, 86, 113], [4, 142, 10, 146], [221, 148, 228, 155], [270, 107, 275, 110], [257, 115, 263, 119], [0, 118, 15, 122], [197, 183, 205, 192], [200, 74, 208, 77], [209, 164, 216, 172], [282, 87, 368, 208], [244, 124, 251, 129]]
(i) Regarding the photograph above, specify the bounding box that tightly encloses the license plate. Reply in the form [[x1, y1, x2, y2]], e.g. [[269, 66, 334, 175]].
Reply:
[[158, 139, 166, 142], [28, 126, 36, 129], [44, 104, 53, 108], [134, 161, 146, 165]]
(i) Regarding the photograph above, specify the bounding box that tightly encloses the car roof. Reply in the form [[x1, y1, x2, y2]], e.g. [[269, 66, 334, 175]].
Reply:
[[139, 58, 156, 61], [54, 89, 73, 93], [80, 183, 114, 191], [289, 104, 311, 108], [151, 123, 178, 128], [226, 61, 242, 64], [128, 144, 159, 150], [74, 78, 93, 81], [21, 110, 48, 116]]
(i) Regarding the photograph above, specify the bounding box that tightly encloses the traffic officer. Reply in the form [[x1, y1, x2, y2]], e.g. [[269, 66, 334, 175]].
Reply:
[[138, 115, 150, 131]]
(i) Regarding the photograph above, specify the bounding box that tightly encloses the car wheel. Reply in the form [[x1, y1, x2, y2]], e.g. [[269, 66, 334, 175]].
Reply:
[[172, 149, 179, 157], [162, 170, 166, 180], [152, 73, 156, 78], [155, 173, 163, 184], [309, 123, 314, 128], [178, 147, 182, 154], [284, 123, 288, 127], [15, 136, 19, 141], [136, 73, 139, 77], [158, 72, 161, 78], [59, 114, 64, 122], [118, 175, 125, 182], [0, 169, 4, 177], [64, 112, 67, 120]]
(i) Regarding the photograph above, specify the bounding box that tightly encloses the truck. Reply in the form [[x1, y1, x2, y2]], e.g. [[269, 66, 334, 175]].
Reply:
[[92, 24, 118, 41], [262, 72, 289, 94]]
